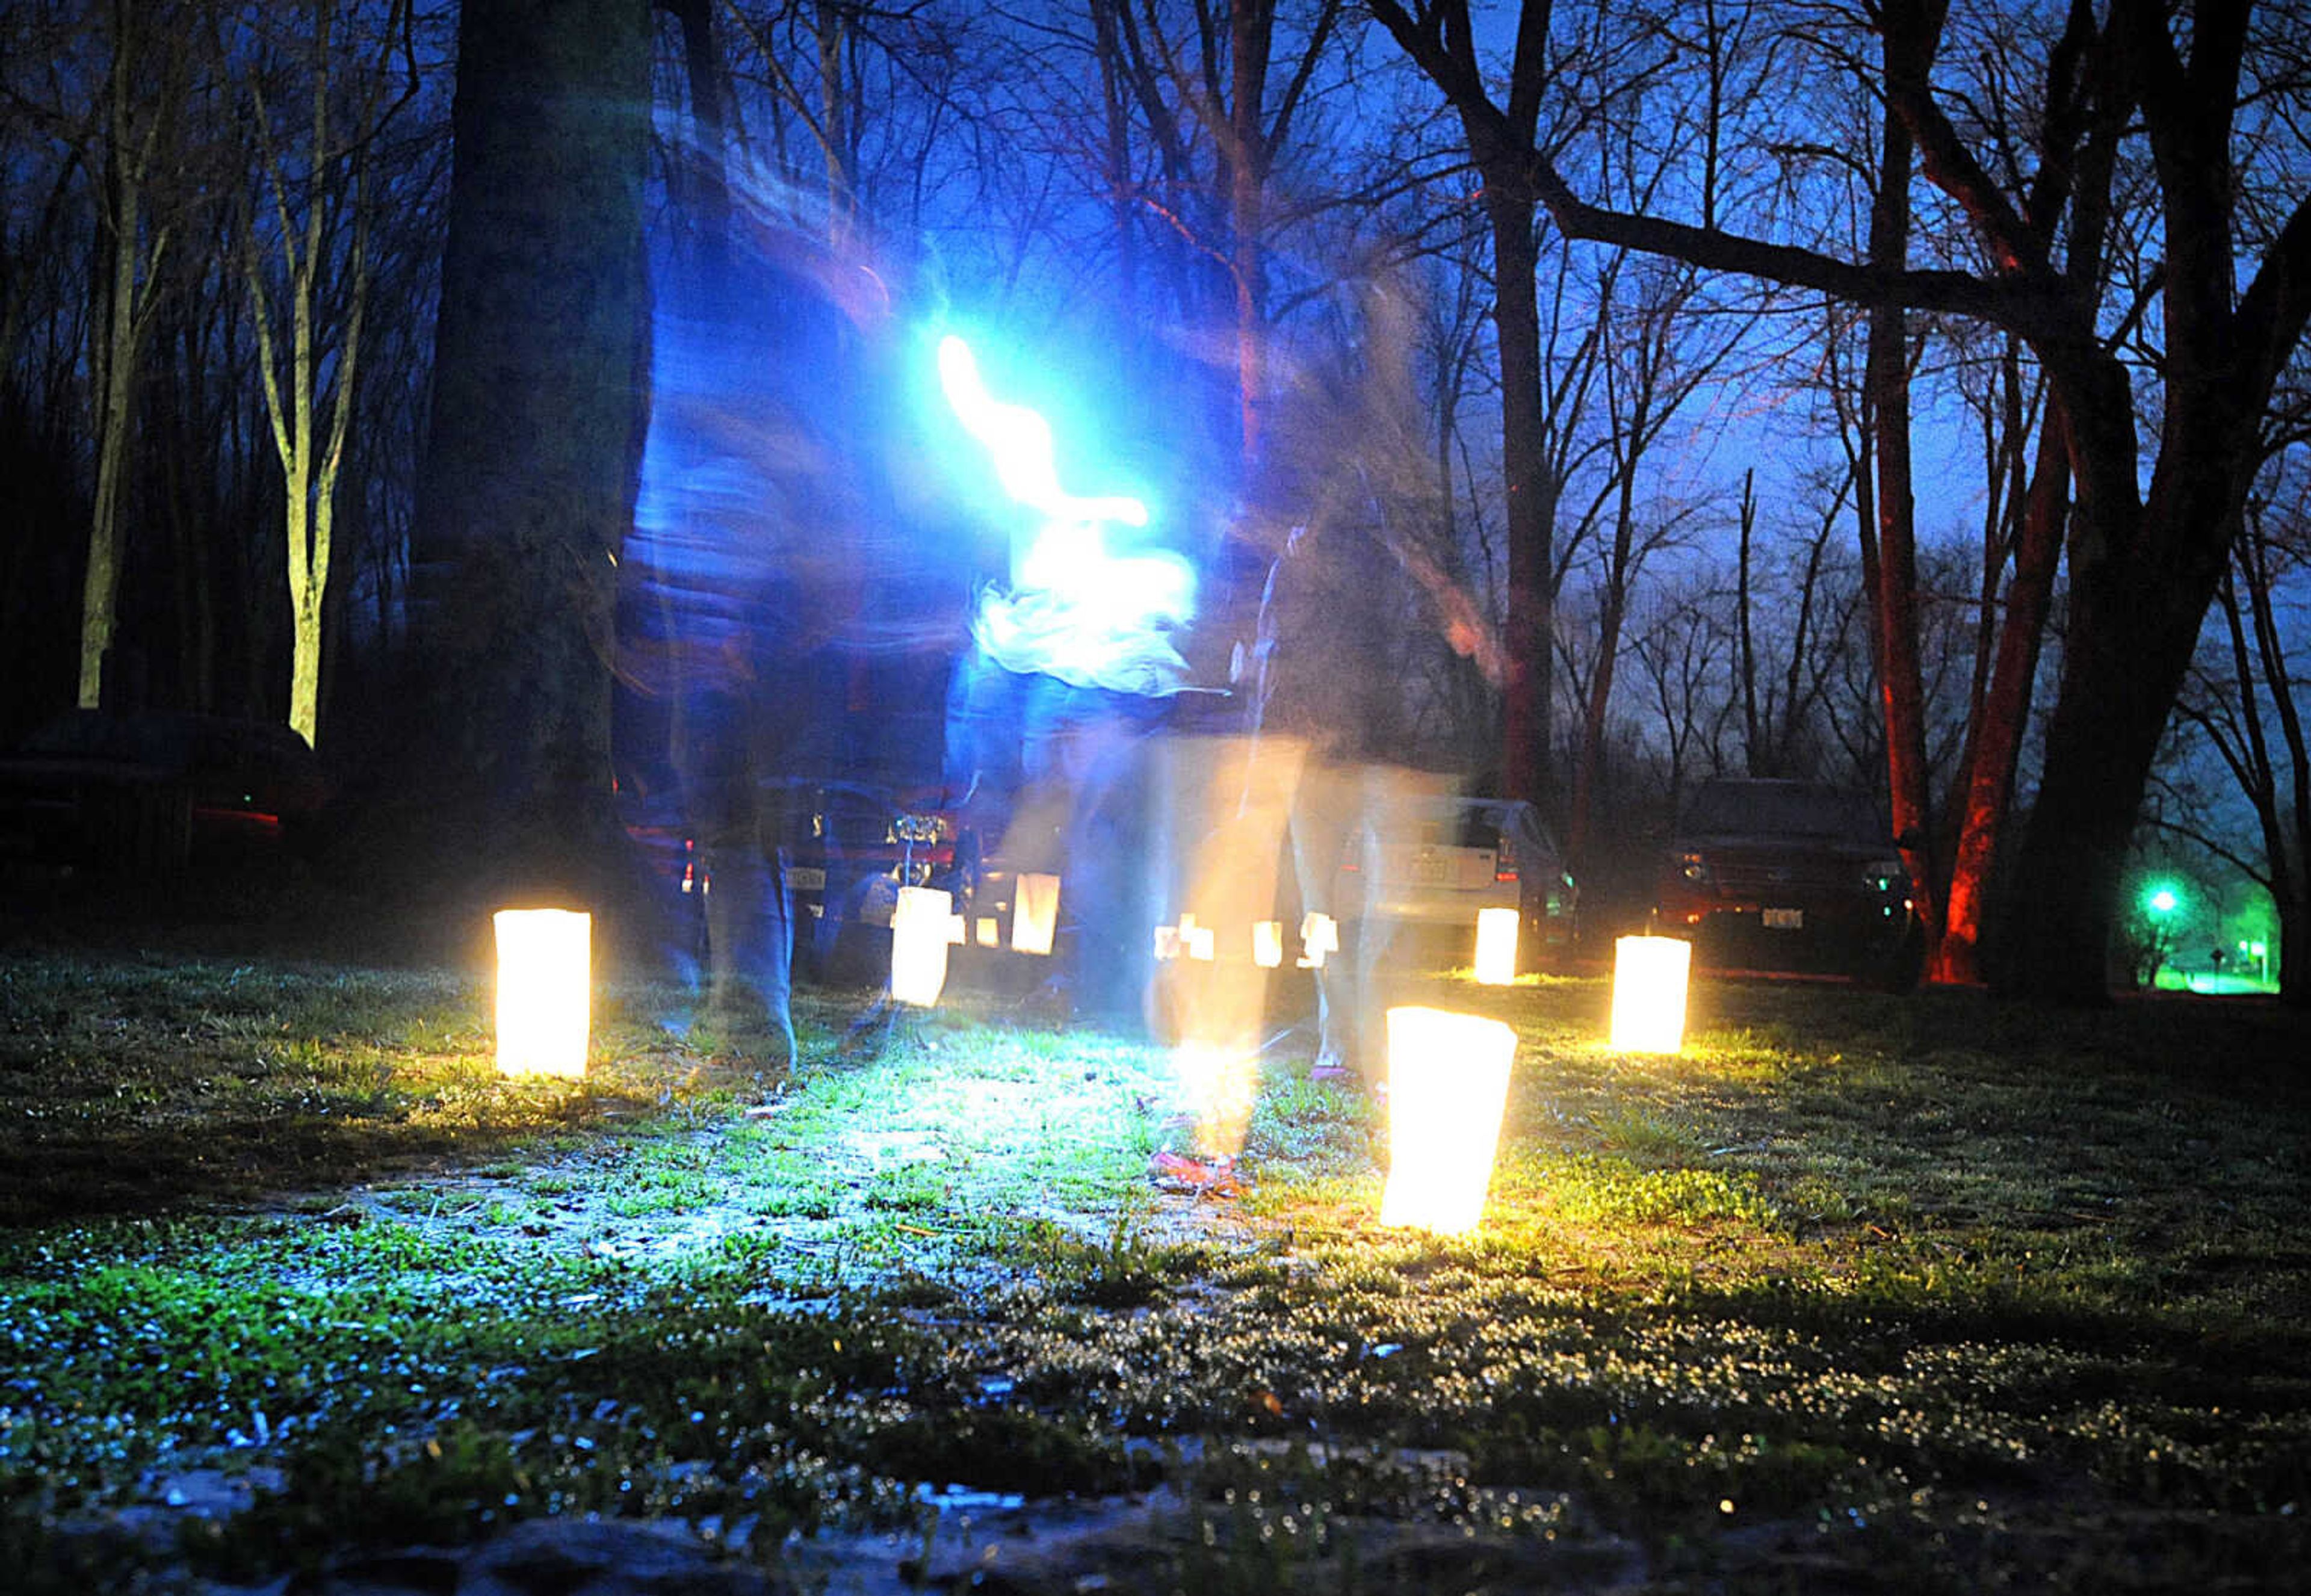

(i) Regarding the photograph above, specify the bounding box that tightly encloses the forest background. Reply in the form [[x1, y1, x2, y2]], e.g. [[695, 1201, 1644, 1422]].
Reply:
[[2, 0, 2307, 1004]]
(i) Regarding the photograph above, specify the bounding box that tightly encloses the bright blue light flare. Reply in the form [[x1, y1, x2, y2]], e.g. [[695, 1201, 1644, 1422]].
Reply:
[[936, 336, 1148, 531], [933, 333, 1198, 696]]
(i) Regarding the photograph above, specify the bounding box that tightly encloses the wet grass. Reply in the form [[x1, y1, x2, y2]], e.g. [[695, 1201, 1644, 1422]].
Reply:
[[1, 947, 2307, 1592]]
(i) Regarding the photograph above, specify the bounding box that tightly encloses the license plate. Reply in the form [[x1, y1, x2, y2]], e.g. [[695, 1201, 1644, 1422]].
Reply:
[[1411, 859, 1447, 885], [1762, 907, 1804, 930], [787, 867, 827, 892]]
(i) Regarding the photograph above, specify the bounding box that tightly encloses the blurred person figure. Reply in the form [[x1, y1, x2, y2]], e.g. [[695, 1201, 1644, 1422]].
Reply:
[[622, 181, 888, 1056], [935, 336, 1203, 1025]]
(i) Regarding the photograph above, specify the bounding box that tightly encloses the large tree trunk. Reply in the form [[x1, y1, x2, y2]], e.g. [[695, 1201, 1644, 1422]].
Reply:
[[79, 203, 139, 711], [1934, 421, 2064, 984], [2003, 366, 2248, 1001], [1365, 0, 1554, 808], [406, 0, 651, 926], [78, 0, 184, 714], [1227, 0, 1275, 468], [79, 48, 154, 714], [2003, 577, 2207, 1003], [1864, 1, 1943, 952], [1486, 181, 1553, 809]]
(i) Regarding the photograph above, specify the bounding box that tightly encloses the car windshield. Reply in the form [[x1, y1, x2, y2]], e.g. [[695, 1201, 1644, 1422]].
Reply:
[[1372, 800, 1559, 864], [1386, 800, 1502, 849], [1681, 782, 1884, 841], [17, 713, 196, 765]]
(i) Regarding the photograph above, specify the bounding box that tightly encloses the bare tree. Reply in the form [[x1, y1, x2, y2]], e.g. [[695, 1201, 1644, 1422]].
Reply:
[[1736, 466, 1845, 779], [75, 0, 197, 711], [1372, 0, 2311, 1001], [232, 0, 416, 748], [1627, 571, 1737, 806], [1364, 0, 1563, 813], [1077, 0, 1350, 471], [2175, 491, 2311, 1004], [1562, 253, 1742, 868]]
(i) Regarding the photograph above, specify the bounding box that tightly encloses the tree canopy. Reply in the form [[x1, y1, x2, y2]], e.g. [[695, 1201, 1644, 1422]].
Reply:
[[4, 0, 2309, 1000]]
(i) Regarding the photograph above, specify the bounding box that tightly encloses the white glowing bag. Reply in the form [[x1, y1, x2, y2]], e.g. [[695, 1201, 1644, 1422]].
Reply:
[[1610, 935, 1691, 1054], [494, 908, 590, 1078], [891, 886, 954, 1007], [1474, 906, 1518, 985], [1010, 872, 1060, 956], [1379, 1006, 1515, 1234]]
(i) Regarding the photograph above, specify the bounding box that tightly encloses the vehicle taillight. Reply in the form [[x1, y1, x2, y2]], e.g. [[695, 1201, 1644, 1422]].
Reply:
[[1494, 837, 1518, 883]]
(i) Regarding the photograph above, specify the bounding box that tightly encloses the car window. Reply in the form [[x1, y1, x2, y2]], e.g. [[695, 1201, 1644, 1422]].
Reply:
[[1682, 782, 1884, 841], [1366, 800, 1557, 850], [22, 713, 193, 765], [20, 714, 116, 757]]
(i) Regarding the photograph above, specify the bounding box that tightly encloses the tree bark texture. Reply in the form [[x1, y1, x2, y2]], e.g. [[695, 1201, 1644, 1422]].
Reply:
[[1488, 183, 1553, 811], [1863, 0, 1944, 953], [79, 0, 166, 712], [1366, 0, 1556, 810], [1933, 421, 2064, 985], [409, 0, 651, 906]]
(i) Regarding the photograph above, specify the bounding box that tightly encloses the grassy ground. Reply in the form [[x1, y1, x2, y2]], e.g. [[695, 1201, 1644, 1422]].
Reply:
[[2, 925, 2307, 1592]]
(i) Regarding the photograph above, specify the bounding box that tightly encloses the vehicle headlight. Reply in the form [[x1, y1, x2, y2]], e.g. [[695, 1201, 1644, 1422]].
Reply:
[[1678, 850, 1707, 884]]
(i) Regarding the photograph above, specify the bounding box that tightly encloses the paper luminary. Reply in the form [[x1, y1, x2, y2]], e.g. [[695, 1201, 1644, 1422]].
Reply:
[[1298, 912, 1339, 969], [1252, 920, 1285, 968], [890, 886, 954, 1007], [1378, 1006, 1516, 1234], [1011, 873, 1061, 955], [494, 909, 591, 1079], [1609, 934, 1692, 1054], [1473, 907, 1519, 986]]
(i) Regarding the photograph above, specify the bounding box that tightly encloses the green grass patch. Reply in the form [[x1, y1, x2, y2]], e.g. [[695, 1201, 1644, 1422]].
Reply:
[[1, 951, 2307, 1591]]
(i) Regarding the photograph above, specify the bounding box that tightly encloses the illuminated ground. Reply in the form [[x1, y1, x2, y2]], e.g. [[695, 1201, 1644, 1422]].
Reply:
[[1, 943, 2307, 1593]]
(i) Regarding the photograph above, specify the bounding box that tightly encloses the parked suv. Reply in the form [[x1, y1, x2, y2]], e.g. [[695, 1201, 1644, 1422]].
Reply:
[[0, 710, 332, 881], [1651, 778, 1921, 990]]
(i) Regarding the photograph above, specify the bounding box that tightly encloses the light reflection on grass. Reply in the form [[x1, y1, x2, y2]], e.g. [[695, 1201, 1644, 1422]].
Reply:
[[0, 953, 2307, 1589]]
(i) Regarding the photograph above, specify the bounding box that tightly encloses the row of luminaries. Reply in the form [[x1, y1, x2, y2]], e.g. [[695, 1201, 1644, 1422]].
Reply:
[[491, 906, 1695, 1236]]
